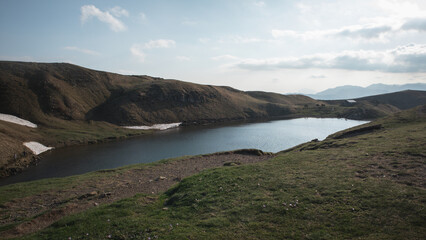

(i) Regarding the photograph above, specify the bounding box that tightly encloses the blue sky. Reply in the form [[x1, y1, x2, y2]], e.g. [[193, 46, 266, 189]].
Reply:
[[1, 0, 426, 93]]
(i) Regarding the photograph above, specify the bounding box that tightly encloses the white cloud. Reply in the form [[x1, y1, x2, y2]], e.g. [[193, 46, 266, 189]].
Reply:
[[219, 35, 274, 44], [110, 6, 129, 17], [272, 23, 395, 42], [176, 56, 190, 61], [139, 13, 147, 21], [296, 3, 312, 14], [144, 39, 176, 49], [335, 25, 393, 39], [310, 75, 326, 79], [81, 5, 127, 32], [230, 44, 426, 73], [130, 44, 146, 62], [64, 46, 100, 56], [211, 55, 240, 61], [376, 0, 426, 18], [131, 39, 176, 62]]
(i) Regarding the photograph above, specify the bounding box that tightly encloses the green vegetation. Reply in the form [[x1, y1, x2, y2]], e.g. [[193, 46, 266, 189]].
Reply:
[[3, 106, 423, 239]]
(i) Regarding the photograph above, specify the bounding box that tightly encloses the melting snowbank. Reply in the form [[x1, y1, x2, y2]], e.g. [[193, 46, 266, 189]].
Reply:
[[123, 122, 182, 130], [0, 113, 37, 128], [23, 142, 54, 155]]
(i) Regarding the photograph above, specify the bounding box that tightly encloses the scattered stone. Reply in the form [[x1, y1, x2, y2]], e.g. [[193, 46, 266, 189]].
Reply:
[[94, 202, 99, 206], [78, 191, 98, 200], [162, 207, 169, 210], [156, 176, 167, 181], [99, 192, 112, 198], [223, 161, 241, 166]]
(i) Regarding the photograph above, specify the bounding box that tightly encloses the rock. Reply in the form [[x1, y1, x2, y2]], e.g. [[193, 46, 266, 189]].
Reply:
[[223, 162, 241, 166], [99, 192, 112, 198], [78, 191, 98, 200]]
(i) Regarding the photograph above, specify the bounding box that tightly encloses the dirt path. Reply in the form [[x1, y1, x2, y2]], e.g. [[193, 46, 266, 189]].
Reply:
[[0, 150, 273, 239]]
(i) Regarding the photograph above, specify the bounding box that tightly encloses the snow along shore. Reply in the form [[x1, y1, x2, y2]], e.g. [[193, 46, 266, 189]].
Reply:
[[0, 113, 37, 128], [123, 122, 182, 130], [23, 142, 54, 155]]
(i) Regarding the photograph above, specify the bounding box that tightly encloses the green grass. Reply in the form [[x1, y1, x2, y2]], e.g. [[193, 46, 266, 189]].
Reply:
[[12, 107, 425, 239]]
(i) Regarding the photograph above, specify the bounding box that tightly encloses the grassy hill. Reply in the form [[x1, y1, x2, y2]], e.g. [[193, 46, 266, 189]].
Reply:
[[0, 61, 320, 126], [0, 106, 424, 239]]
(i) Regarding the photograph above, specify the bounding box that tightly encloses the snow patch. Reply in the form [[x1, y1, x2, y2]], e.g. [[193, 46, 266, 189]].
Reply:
[[23, 142, 54, 155], [123, 122, 182, 130], [0, 113, 37, 128]]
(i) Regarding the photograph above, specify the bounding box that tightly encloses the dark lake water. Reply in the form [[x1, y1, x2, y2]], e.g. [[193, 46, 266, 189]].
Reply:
[[0, 118, 368, 186]]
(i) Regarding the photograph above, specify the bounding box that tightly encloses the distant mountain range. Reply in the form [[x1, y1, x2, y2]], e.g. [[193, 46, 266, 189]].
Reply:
[[307, 83, 426, 100]]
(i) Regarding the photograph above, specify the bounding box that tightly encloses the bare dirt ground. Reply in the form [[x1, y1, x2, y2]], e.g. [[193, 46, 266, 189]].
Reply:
[[0, 150, 273, 239]]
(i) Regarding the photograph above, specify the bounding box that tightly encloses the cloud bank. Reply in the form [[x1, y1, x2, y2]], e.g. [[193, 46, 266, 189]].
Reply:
[[230, 44, 426, 73], [272, 18, 426, 41]]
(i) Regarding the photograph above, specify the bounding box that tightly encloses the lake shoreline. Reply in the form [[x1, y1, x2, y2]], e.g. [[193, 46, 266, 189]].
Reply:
[[0, 117, 365, 185], [0, 115, 368, 180]]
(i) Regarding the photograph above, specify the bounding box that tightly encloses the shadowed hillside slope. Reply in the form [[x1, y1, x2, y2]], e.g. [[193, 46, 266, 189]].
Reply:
[[2, 61, 425, 126], [0, 61, 321, 126], [356, 90, 426, 110]]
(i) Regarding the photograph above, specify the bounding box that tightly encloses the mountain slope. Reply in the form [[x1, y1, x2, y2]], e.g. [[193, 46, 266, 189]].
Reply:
[[0, 61, 321, 126]]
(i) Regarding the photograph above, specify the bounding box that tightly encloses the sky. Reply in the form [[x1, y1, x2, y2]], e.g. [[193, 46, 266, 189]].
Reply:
[[1, 0, 426, 94]]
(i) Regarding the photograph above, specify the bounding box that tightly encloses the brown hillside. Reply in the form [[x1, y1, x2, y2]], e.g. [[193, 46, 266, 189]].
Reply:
[[0, 61, 320, 126], [356, 90, 426, 110]]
